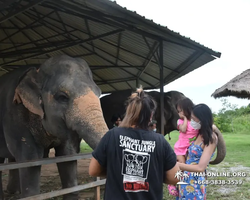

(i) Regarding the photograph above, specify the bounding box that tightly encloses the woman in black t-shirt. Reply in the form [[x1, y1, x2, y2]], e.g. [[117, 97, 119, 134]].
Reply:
[[89, 86, 179, 200]]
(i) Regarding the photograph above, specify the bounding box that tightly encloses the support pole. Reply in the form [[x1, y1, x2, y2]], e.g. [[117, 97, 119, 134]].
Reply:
[[159, 40, 165, 135]]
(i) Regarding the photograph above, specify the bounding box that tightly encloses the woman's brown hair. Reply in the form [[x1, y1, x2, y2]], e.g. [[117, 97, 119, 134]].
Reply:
[[120, 86, 157, 130]]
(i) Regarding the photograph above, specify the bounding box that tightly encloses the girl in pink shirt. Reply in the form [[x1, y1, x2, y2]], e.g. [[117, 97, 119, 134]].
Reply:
[[168, 98, 199, 196], [175, 98, 199, 163]]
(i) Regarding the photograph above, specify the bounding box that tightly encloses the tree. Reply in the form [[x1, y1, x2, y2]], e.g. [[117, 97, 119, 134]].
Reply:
[[214, 98, 238, 132]]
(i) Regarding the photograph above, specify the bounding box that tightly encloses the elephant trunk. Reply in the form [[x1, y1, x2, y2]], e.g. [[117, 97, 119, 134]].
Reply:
[[67, 90, 109, 149], [209, 125, 226, 165]]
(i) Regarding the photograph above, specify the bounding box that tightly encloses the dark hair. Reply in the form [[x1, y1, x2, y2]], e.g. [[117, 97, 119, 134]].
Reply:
[[111, 114, 122, 124], [192, 104, 214, 146], [120, 86, 157, 130], [149, 120, 157, 127], [176, 98, 194, 120]]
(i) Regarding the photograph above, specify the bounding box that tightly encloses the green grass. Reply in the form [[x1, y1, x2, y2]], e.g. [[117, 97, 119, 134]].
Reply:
[[80, 141, 93, 153]]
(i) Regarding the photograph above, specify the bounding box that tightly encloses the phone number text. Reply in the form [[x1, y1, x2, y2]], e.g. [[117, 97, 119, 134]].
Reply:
[[195, 179, 243, 185]]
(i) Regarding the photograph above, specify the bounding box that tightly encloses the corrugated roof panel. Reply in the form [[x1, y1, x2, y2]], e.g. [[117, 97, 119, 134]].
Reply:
[[87, 19, 117, 36], [53, 13, 89, 37], [110, 82, 130, 90], [120, 31, 152, 58], [99, 84, 116, 92], [92, 73, 102, 81], [33, 4, 54, 15], [63, 46, 90, 57], [93, 40, 118, 59], [140, 73, 159, 86], [0, 0, 221, 93], [126, 80, 137, 89], [84, 54, 112, 66], [93, 48, 116, 64], [105, 0, 220, 57], [119, 67, 140, 75], [94, 68, 133, 80], [118, 49, 145, 66], [163, 42, 195, 69]]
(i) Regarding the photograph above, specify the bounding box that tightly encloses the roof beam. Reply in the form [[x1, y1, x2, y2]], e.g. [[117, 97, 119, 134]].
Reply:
[[92, 71, 117, 91], [0, 29, 124, 67], [84, 18, 95, 52], [96, 77, 136, 85], [91, 65, 145, 70], [0, 0, 45, 23], [85, 0, 221, 58], [48, 0, 220, 58], [0, 10, 55, 43], [137, 41, 159, 78], [0, 0, 17, 11], [25, 7, 173, 79], [48, 1, 162, 42], [0, 29, 77, 53], [162, 50, 205, 86], [83, 42, 155, 88], [115, 33, 122, 65]]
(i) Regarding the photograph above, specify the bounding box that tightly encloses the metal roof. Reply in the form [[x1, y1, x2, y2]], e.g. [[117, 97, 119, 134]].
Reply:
[[0, 0, 221, 93]]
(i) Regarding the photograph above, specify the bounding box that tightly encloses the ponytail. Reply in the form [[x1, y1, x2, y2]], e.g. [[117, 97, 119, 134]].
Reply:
[[120, 86, 157, 130]]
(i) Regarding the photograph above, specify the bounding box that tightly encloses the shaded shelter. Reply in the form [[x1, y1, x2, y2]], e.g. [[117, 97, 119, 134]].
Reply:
[[0, 0, 221, 134], [211, 69, 250, 99]]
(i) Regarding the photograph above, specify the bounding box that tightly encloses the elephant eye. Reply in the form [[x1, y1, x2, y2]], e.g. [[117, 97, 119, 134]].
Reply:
[[55, 92, 69, 103]]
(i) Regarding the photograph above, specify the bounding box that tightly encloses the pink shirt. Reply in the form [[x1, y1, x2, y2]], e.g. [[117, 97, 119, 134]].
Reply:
[[174, 119, 199, 155]]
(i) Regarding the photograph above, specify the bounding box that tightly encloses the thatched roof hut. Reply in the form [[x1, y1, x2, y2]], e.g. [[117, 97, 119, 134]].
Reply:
[[211, 69, 250, 99]]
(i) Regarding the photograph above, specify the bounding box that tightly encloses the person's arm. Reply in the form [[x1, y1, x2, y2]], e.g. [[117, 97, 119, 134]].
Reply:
[[178, 115, 188, 133], [89, 130, 111, 177], [89, 157, 107, 177], [162, 137, 179, 184], [164, 163, 179, 185], [178, 135, 218, 172]]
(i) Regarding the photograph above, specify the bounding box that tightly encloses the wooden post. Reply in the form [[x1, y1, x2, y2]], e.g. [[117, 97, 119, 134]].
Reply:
[[95, 177, 101, 200]]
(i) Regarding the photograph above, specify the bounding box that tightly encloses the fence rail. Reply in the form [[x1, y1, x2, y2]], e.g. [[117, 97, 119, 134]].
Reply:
[[0, 153, 106, 200]]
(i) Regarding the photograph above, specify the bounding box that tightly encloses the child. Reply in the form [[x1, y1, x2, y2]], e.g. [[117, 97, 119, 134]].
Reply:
[[111, 113, 122, 127], [149, 120, 157, 132], [168, 97, 199, 196], [174, 98, 199, 163]]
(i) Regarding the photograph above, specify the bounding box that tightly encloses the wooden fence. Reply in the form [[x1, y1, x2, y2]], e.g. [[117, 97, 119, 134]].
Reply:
[[0, 153, 106, 200]]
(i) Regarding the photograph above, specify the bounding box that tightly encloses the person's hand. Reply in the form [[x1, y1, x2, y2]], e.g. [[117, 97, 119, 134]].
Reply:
[[179, 113, 186, 119]]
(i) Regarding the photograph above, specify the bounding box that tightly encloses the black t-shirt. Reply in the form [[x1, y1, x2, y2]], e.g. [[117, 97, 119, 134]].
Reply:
[[92, 127, 176, 200]]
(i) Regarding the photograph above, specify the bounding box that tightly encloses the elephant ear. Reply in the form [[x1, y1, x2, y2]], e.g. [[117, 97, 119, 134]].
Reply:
[[13, 68, 44, 119]]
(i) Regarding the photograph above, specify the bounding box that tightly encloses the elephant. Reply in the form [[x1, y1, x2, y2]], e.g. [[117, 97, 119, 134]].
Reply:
[[100, 90, 185, 137], [100, 90, 226, 165], [0, 55, 108, 200]]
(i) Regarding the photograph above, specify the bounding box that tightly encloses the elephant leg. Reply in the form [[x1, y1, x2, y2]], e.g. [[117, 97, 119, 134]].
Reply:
[[0, 158, 5, 200], [3, 118, 44, 198], [7, 158, 20, 194], [18, 166, 41, 197], [55, 142, 79, 200]]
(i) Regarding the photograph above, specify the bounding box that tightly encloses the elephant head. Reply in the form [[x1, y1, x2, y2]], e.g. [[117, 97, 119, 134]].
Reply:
[[209, 125, 226, 165], [13, 55, 108, 149], [100, 90, 185, 138], [148, 91, 185, 137]]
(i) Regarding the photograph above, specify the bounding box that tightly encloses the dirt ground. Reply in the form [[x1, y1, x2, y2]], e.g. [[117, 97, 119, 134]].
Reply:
[[2, 150, 105, 200]]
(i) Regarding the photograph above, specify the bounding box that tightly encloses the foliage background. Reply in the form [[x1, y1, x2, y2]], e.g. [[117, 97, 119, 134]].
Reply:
[[212, 98, 250, 133]]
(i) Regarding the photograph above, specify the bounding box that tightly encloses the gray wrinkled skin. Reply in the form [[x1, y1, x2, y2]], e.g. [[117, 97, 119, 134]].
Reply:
[[0, 55, 108, 200]]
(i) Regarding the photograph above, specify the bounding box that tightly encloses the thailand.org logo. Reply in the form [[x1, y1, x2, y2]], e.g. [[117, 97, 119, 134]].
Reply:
[[175, 170, 189, 185]]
